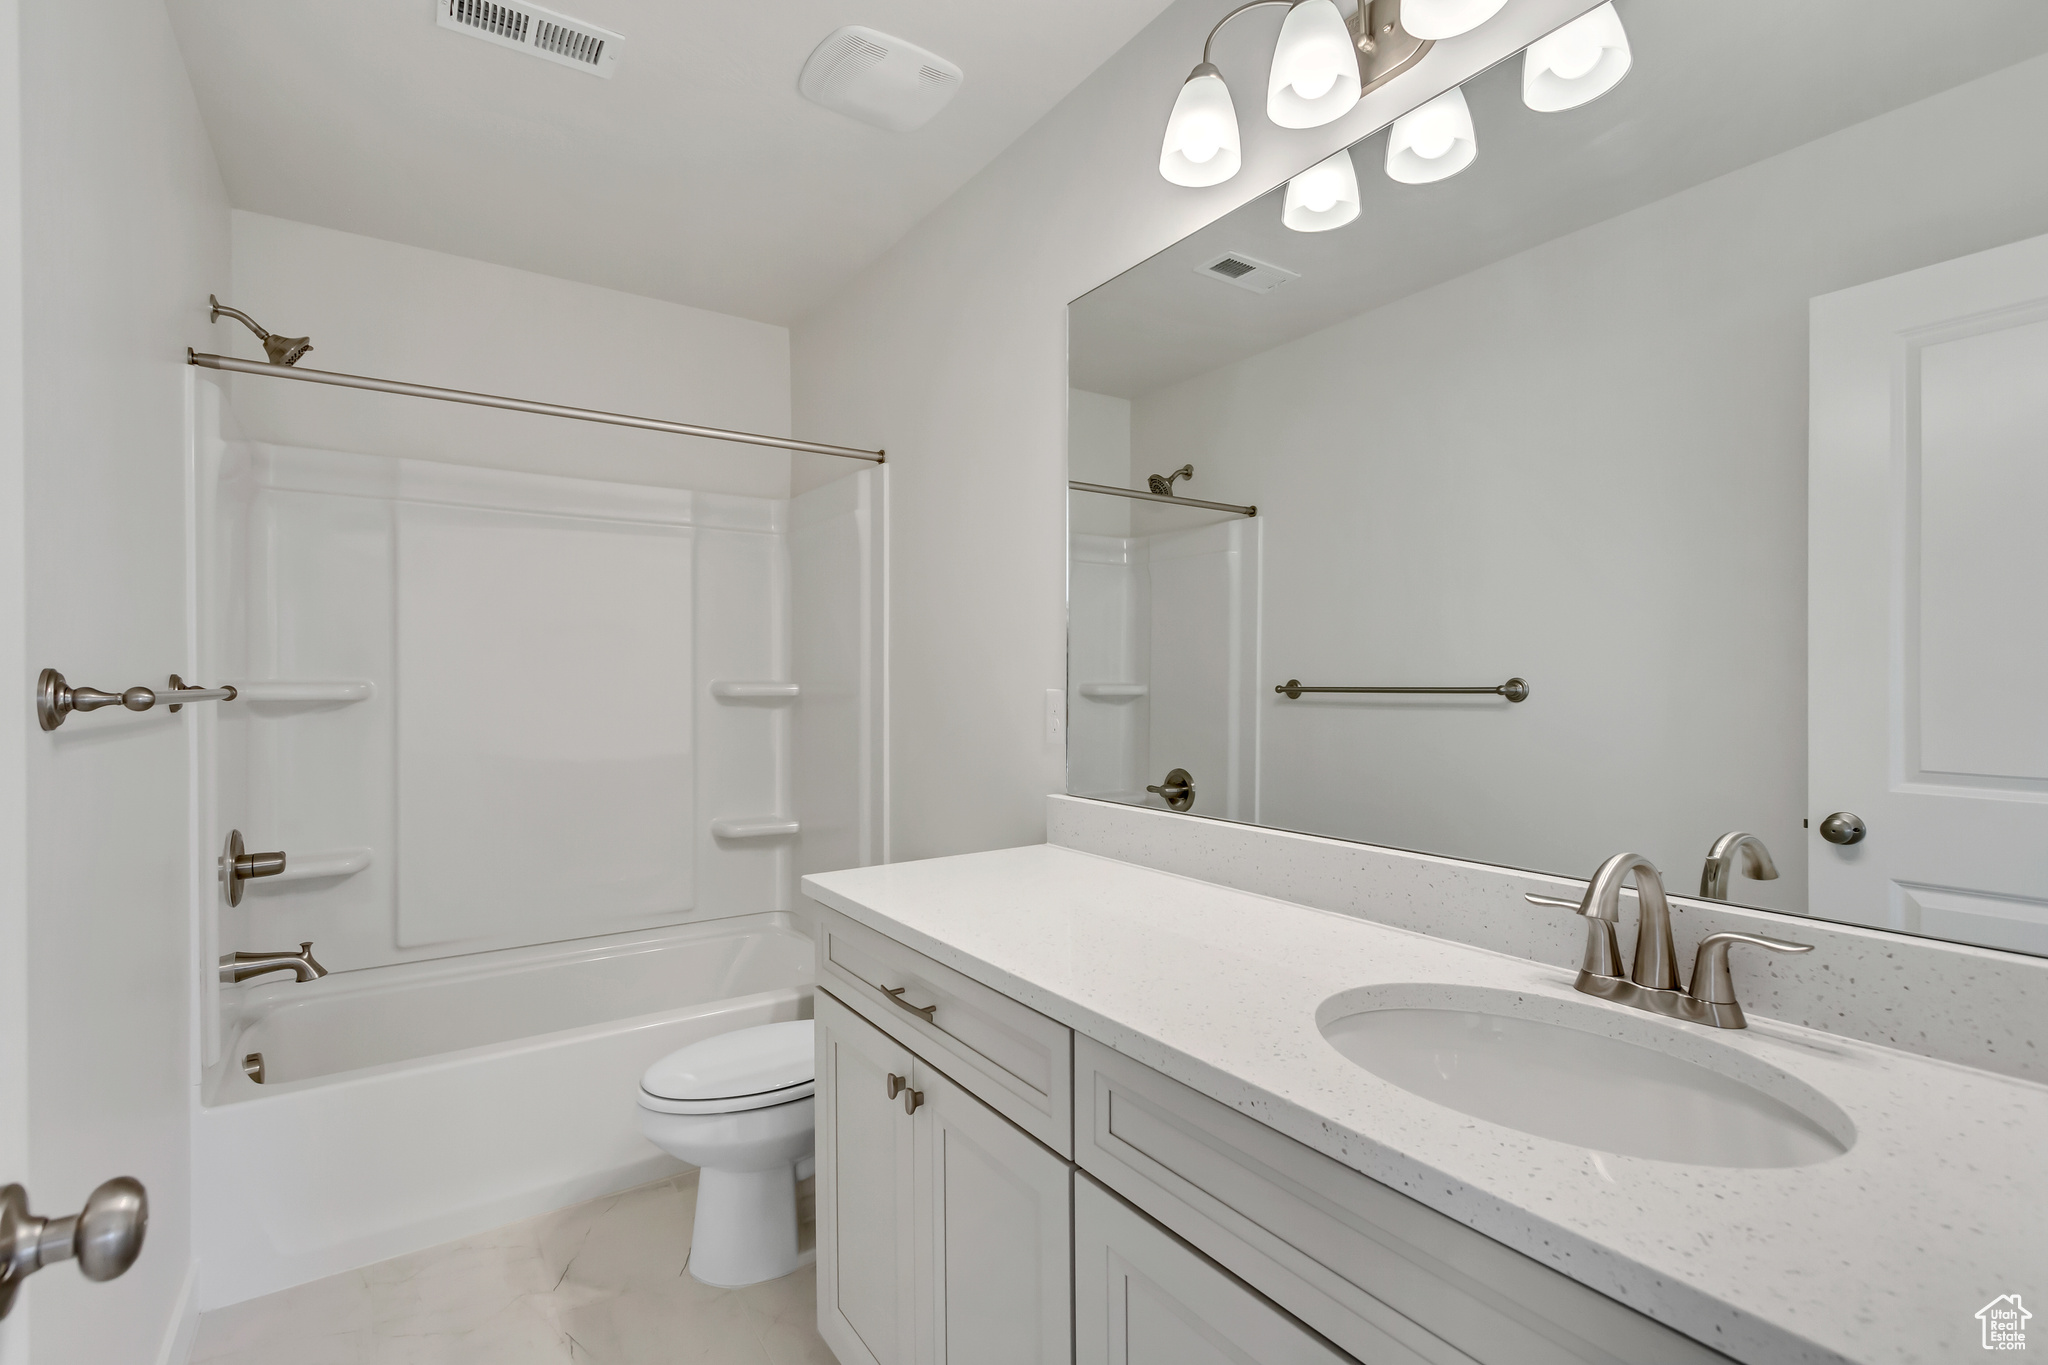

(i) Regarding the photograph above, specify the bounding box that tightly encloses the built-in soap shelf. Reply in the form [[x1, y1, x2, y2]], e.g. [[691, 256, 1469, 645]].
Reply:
[[1077, 682, 1147, 701], [709, 817, 800, 840], [709, 680, 799, 701], [271, 847, 374, 883], [231, 679, 376, 704]]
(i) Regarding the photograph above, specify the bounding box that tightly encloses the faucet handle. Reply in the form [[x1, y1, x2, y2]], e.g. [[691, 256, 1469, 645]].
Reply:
[[1527, 893, 1628, 980], [1687, 932, 1811, 1027]]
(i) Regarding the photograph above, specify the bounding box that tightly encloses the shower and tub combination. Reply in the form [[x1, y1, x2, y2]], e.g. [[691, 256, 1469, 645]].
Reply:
[[181, 307, 884, 1306]]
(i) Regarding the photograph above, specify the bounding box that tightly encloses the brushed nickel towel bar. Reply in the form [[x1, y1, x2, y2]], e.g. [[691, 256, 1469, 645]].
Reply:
[[186, 350, 885, 463], [38, 670, 237, 731], [1068, 480, 1255, 517], [1276, 677, 1530, 702]]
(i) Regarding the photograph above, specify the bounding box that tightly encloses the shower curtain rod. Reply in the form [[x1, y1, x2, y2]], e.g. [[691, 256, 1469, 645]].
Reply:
[[1068, 480, 1255, 517], [186, 350, 885, 463]]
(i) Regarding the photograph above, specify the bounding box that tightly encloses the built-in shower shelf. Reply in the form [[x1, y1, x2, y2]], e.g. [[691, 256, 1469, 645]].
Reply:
[[709, 680, 800, 701], [1078, 682, 1147, 701], [231, 679, 376, 704], [272, 847, 374, 883], [710, 816, 800, 840]]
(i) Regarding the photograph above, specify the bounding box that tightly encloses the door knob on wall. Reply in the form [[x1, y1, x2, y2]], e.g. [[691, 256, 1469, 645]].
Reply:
[[0, 1177, 148, 1318], [1818, 812, 1867, 846], [222, 829, 288, 906]]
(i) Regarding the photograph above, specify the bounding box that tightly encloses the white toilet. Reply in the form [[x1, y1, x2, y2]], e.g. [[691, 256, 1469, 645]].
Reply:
[[635, 1018, 817, 1287]]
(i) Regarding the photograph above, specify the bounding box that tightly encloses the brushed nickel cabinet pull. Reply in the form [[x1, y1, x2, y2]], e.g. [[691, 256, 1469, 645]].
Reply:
[[903, 1087, 924, 1116], [882, 986, 937, 1023], [886, 1073, 906, 1099]]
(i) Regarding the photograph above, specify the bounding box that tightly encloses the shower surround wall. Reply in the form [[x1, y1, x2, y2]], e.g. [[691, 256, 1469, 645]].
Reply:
[[189, 217, 883, 1306]]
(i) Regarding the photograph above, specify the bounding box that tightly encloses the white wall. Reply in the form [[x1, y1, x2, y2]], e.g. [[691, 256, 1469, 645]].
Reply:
[[1128, 54, 2048, 912], [792, 0, 1594, 861], [227, 212, 793, 498], [0, 4, 29, 1358], [16, 2, 229, 1360]]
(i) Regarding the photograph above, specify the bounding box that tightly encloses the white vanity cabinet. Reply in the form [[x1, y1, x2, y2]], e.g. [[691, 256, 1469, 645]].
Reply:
[[812, 903, 1735, 1365], [816, 988, 1072, 1365], [816, 988, 919, 1365], [1075, 1173, 1353, 1365]]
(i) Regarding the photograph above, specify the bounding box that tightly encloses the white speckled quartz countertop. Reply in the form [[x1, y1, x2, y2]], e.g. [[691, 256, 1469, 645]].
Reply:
[[803, 844, 2047, 1365]]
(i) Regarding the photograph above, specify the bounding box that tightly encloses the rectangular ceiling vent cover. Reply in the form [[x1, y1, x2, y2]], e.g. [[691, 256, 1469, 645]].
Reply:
[[1195, 253, 1300, 295], [437, 0, 623, 78], [799, 26, 964, 133]]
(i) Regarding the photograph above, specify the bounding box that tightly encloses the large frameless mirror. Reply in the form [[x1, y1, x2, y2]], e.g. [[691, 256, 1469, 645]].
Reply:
[[1066, 0, 2048, 955]]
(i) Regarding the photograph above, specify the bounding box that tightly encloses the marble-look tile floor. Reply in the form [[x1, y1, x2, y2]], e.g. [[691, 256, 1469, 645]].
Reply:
[[189, 1173, 833, 1364]]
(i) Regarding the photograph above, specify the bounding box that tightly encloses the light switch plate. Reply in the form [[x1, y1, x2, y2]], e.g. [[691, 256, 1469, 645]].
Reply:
[[1045, 688, 1065, 746]]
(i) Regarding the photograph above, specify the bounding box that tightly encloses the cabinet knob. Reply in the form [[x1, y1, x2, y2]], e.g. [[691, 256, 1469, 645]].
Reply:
[[886, 1073, 906, 1099], [903, 1087, 924, 1116]]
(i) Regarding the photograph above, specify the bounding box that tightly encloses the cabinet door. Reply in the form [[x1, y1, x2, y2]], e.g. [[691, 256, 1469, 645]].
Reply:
[[818, 989, 919, 1365], [912, 1060, 1072, 1365], [1076, 1174, 1354, 1365]]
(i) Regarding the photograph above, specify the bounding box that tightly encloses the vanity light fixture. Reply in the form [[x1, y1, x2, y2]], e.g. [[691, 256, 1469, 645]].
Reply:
[[1523, 2, 1631, 112], [1282, 147, 1361, 231], [1399, 0, 1508, 40], [1267, 0, 1362, 129], [1159, 0, 1439, 187], [1385, 84, 1476, 183], [1160, 64, 1243, 186]]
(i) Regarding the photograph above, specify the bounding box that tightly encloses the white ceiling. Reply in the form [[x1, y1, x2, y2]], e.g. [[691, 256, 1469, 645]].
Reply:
[[165, 0, 1176, 325], [1071, 0, 2048, 397]]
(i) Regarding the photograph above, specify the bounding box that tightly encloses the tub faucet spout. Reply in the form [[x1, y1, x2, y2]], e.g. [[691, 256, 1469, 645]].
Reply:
[[220, 942, 327, 984]]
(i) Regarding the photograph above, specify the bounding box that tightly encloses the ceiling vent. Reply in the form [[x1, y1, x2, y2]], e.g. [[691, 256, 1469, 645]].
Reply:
[[799, 26, 964, 133], [1195, 253, 1300, 295], [436, 0, 623, 78]]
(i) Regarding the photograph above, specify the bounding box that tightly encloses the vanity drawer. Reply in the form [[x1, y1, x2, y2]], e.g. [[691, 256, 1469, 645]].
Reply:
[[1075, 1036, 1730, 1365], [814, 905, 1072, 1157]]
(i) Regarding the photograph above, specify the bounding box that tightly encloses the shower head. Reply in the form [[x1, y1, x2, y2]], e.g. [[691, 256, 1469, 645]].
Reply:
[[1147, 464, 1195, 496], [208, 294, 312, 367]]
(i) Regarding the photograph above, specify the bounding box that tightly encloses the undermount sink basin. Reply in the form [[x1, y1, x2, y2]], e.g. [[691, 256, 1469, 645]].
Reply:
[[1319, 987, 1851, 1168]]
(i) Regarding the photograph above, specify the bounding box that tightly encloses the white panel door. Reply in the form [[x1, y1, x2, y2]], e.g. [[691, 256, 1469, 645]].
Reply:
[[1075, 1175, 1352, 1365], [817, 990, 918, 1365], [912, 1060, 1071, 1365], [1809, 231, 2048, 951]]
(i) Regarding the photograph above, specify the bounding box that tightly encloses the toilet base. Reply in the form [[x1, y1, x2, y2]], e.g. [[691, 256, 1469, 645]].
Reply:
[[689, 1163, 799, 1287]]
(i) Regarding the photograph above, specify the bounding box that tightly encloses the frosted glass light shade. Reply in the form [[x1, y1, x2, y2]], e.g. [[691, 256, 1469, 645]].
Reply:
[[1160, 64, 1242, 187], [1385, 85, 1475, 184], [1523, 3, 1631, 112], [1267, 0, 1361, 130], [1401, 0, 1508, 40], [1282, 148, 1360, 232]]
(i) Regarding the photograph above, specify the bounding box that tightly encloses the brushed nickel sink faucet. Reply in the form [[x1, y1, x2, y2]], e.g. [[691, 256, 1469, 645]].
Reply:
[[219, 942, 327, 985], [1528, 853, 1809, 1029]]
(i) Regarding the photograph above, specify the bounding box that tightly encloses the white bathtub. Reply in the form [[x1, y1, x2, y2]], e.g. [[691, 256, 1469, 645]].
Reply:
[[193, 913, 814, 1308]]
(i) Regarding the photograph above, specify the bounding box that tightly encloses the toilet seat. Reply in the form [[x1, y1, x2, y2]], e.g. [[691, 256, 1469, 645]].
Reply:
[[637, 1018, 815, 1115]]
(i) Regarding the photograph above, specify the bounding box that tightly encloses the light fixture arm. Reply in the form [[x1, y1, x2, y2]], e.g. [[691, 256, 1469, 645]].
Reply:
[[1201, 0, 1294, 65], [1200, 0, 1431, 99]]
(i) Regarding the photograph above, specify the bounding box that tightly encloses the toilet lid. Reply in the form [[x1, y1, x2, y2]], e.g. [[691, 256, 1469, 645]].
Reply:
[[639, 1019, 815, 1111]]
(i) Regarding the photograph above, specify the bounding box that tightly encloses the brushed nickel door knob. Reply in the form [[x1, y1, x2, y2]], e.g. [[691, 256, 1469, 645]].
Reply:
[[1818, 812, 1866, 846], [0, 1177, 148, 1318]]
